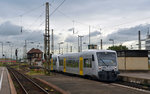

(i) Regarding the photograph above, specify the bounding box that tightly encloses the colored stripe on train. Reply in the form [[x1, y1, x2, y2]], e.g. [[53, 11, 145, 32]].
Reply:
[[64, 58, 66, 72], [79, 57, 83, 75], [51, 59, 53, 70]]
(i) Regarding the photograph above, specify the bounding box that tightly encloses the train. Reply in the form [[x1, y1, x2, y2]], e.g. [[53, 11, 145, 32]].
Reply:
[[48, 50, 119, 81]]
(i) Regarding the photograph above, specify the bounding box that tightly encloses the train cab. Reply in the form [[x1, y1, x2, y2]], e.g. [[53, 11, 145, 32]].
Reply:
[[95, 51, 119, 81]]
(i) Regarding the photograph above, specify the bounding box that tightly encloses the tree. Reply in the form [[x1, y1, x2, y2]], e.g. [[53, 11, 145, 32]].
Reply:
[[107, 45, 128, 51]]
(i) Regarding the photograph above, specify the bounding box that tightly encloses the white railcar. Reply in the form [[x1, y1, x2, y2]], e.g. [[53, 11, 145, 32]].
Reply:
[[51, 50, 119, 81]]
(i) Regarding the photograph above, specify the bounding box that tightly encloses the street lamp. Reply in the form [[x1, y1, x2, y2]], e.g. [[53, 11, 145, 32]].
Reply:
[[58, 42, 64, 54], [109, 39, 114, 47], [83, 42, 87, 51], [0, 42, 3, 58]]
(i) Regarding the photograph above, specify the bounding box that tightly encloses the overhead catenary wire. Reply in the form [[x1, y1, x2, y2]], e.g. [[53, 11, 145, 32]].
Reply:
[[50, 5, 103, 32], [4, 1, 150, 46], [0, 3, 45, 33], [24, 0, 67, 37], [2, 1, 150, 33], [3, 3, 46, 33], [49, 2, 150, 32], [50, 0, 55, 4], [35, 0, 66, 31], [20, 4, 45, 17], [50, 0, 66, 17], [25, 10, 45, 31], [8, 1, 149, 34], [21, 1, 60, 32], [49, 5, 148, 50]]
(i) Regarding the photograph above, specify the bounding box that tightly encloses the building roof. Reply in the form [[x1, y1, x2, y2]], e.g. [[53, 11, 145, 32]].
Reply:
[[27, 48, 43, 54]]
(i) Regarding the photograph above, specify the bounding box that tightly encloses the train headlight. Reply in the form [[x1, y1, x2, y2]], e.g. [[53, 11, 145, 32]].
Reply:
[[114, 67, 117, 70], [99, 66, 102, 69]]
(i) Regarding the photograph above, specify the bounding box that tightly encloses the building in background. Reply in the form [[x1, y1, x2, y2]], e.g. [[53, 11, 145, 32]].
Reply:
[[145, 34, 150, 50], [27, 48, 43, 66], [88, 44, 97, 49], [117, 50, 149, 70]]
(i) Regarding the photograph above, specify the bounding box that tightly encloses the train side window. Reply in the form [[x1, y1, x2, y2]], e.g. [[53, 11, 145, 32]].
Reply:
[[75, 60, 79, 67], [60, 60, 63, 66], [89, 58, 92, 67], [67, 59, 71, 67], [92, 55, 95, 61], [84, 58, 92, 68], [84, 59, 88, 67], [59, 57, 63, 66]]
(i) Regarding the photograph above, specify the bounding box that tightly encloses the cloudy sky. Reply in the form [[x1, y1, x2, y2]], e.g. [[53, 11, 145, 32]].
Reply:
[[0, 0, 150, 58]]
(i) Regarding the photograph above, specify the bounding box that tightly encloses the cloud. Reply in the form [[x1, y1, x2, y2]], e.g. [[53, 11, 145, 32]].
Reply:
[[0, 21, 60, 48], [84, 30, 101, 38], [58, 33, 62, 35], [0, 21, 21, 36], [0, 21, 64, 58], [105, 24, 149, 42], [68, 28, 74, 32], [1, 0, 150, 53], [64, 35, 77, 43], [22, 31, 43, 41], [65, 31, 101, 45], [90, 30, 101, 37]]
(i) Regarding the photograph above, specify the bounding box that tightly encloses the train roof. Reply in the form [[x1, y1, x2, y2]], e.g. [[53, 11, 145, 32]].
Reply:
[[81, 49, 116, 53], [56, 50, 116, 57]]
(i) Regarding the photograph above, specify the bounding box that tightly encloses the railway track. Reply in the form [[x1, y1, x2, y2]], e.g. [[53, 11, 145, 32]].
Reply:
[[7, 67, 49, 94], [112, 80, 150, 93]]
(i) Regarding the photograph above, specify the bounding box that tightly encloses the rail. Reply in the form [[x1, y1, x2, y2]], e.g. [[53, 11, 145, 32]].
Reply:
[[7, 67, 49, 94]]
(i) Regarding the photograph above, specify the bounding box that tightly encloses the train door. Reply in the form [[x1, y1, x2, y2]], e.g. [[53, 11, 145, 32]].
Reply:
[[91, 54, 97, 76], [56, 56, 59, 71], [82, 54, 93, 75]]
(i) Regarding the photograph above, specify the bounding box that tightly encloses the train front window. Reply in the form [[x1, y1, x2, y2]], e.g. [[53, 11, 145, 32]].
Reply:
[[96, 52, 117, 66]]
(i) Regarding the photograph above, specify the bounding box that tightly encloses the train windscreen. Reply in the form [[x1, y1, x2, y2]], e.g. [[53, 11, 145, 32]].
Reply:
[[96, 52, 117, 66]]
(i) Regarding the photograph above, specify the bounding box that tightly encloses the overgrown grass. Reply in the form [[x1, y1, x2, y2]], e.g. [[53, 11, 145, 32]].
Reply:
[[0, 62, 3, 66], [20, 63, 28, 66], [0, 62, 9, 66], [26, 69, 45, 75], [11, 65, 19, 69]]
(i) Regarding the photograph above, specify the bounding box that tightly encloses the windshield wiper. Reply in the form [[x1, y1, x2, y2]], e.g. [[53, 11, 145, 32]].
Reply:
[[99, 58, 108, 66]]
